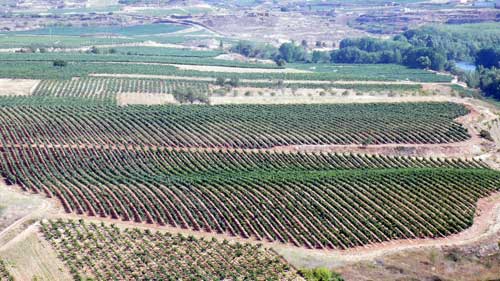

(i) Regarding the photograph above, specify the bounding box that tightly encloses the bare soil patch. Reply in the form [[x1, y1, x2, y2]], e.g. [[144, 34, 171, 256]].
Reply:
[[168, 63, 311, 73], [210, 89, 453, 105], [0, 226, 72, 281], [0, 79, 39, 96], [117, 92, 177, 106]]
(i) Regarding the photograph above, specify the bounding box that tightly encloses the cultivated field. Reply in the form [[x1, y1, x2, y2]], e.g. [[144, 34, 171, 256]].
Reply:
[[41, 219, 299, 280], [0, 15, 498, 281]]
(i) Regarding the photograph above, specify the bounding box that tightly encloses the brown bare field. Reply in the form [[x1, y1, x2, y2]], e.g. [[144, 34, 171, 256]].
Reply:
[[0, 79, 39, 96], [0, 183, 70, 281], [117, 92, 177, 106]]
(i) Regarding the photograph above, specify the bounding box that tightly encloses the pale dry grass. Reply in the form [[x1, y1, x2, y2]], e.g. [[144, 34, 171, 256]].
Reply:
[[117, 92, 177, 106], [0, 228, 72, 281], [0, 79, 39, 96], [168, 64, 311, 73]]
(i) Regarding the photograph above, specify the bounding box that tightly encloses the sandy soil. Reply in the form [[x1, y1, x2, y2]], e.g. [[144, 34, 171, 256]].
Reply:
[[336, 234, 500, 281], [0, 226, 72, 281], [0, 79, 39, 96], [0, 183, 70, 281], [215, 53, 275, 65], [210, 90, 451, 105], [117, 92, 177, 106]]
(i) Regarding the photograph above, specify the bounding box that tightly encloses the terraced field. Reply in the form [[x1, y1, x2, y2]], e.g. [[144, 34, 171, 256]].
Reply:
[[33, 78, 210, 103], [1, 146, 497, 249], [0, 101, 470, 148], [41, 219, 298, 280]]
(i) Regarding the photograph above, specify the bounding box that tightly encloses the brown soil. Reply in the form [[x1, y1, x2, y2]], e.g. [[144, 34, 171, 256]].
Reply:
[[0, 79, 40, 96], [117, 92, 177, 106]]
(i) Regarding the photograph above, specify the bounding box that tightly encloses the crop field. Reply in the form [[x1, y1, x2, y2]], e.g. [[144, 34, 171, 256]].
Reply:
[[10, 24, 188, 36], [0, 53, 280, 69], [33, 78, 210, 102], [109, 47, 224, 58], [41, 219, 298, 280], [0, 52, 453, 83], [0, 102, 470, 148], [31, 77, 424, 104], [1, 146, 497, 250], [0, 35, 138, 48]]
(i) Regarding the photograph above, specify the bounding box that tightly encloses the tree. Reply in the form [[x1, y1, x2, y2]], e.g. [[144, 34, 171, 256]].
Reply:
[[416, 56, 432, 69], [215, 77, 226, 86], [53, 60, 67, 67], [278, 42, 307, 63], [312, 51, 330, 63], [89, 46, 100, 54], [227, 78, 240, 87], [299, 268, 344, 281], [476, 48, 500, 69], [276, 58, 287, 67], [478, 67, 500, 99], [172, 88, 209, 104]]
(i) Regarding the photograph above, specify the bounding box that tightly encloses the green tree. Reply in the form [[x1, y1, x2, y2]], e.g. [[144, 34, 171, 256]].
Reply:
[[53, 60, 67, 67], [299, 268, 344, 281]]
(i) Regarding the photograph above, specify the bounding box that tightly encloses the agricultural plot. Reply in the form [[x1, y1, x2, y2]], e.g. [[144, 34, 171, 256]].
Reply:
[[0, 102, 470, 148], [109, 47, 224, 58], [0, 53, 279, 69], [41, 219, 298, 280], [31, 77, 425, 106], [1, 146, 497, 249], [0, 54, 452, 82], [33, 78, 210, 103], [10, 24, 188, 37]]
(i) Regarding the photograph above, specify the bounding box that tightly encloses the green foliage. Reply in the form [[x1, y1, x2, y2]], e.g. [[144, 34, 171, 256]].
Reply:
[[172, 88, 209, 104], [278, 42, 308, 63], [300, 268, 344, 281], [41, 219, 298, 280], [476, 48, 500, 69], [477, 67, 500, 99], [230, 41, 278, 59], [329, 23, 499, 72], [52, 60, 67, 67], [0, 259, 14, 281]]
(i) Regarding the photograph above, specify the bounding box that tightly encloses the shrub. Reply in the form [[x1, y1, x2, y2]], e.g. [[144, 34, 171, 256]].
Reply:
[[299, 268, 344, 281], [53, 60, 68, 67]]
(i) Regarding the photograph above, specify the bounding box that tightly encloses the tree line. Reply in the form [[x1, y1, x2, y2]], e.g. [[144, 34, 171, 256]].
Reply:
[[231, 24, 499, 99]]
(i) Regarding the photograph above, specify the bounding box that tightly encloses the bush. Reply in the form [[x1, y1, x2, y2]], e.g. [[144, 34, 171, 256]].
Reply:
[[53, 60, 68, 67], [215, 77, 226, 86], [480, 130, 494, 141], [299, 268, 344, 281], [172, 88, 209, 104]]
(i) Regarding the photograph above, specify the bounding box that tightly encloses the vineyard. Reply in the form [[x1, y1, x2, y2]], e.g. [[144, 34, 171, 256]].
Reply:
[[32, 77, 425, 104], [33, 78, 210, 103], [0, 59, 452, 82], [1, 145, 497, 249], [41, 219, 298, 280], [0, 102, 470, 148]]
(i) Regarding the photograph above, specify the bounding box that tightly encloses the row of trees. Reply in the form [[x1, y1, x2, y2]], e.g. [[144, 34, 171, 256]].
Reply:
[[231, 25, 498, 72]]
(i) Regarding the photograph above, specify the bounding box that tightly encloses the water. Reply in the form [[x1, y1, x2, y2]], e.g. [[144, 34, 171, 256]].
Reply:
[[456, 61, 476, 72]]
